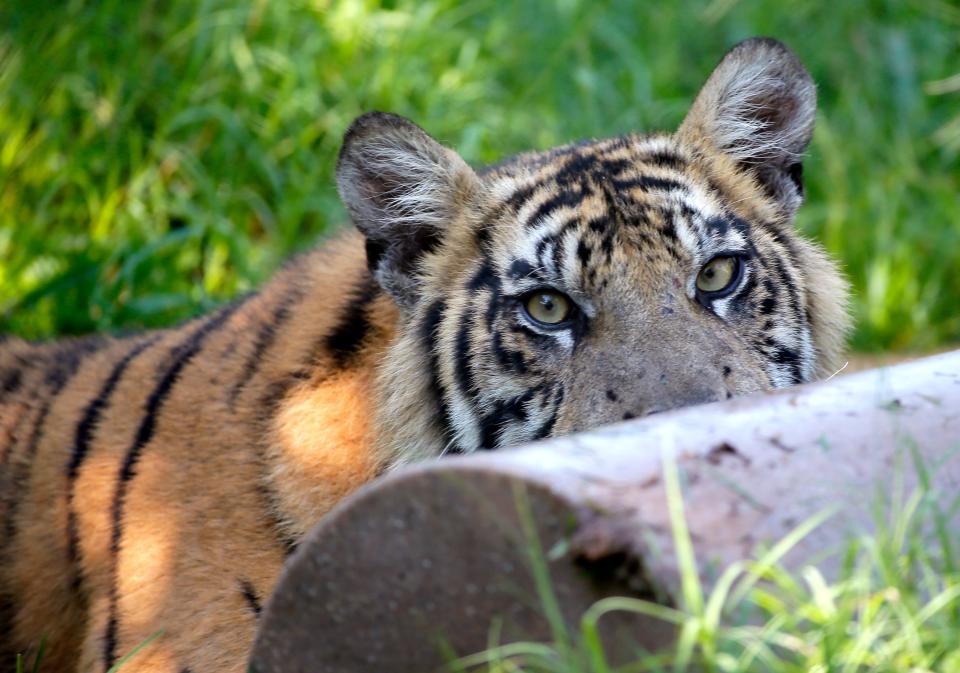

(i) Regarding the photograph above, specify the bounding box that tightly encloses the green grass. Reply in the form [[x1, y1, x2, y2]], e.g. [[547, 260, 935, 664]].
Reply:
[[12, 630, 162, 673], [14, 636, 45, 673], [456, 451, 960, 672], [1, 0, 958, 349]]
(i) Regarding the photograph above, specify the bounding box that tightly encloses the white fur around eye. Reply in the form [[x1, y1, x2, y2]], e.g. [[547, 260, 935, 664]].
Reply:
[[708, 263, 751, 319], [517, 307, 576, 351]]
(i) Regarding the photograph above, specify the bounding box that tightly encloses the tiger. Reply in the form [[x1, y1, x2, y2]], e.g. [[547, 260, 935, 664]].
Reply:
[[0, 37, 849, 672]]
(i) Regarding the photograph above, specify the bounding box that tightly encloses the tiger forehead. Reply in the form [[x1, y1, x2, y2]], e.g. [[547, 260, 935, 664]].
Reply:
[[478, 136, 748, 282], [483, 135, 734, 232], [484, 133, 689, 189]]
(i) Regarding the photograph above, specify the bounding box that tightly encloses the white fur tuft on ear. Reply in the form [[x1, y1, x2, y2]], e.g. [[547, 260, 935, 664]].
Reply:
[[347, 135, 456, 227], [678, 38, 816, 216], [336, 112, 478, 307], [708, 62, 815, 163]]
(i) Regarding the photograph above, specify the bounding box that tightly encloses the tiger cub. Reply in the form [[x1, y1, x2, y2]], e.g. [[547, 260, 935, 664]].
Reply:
[[0, 38, 848, 672]]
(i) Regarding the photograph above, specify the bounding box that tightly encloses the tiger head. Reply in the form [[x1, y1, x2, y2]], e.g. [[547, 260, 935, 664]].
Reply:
[[335, 37, 850, 460]]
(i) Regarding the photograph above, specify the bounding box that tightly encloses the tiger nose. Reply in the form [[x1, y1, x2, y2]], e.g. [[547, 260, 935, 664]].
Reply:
[[618, 388, 724, 420], [606, 369, 727, 421]]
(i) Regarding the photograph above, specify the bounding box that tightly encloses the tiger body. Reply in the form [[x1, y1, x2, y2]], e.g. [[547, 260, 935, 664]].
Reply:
[[0, 39, 849, 672], [0, 237, 393, 671]]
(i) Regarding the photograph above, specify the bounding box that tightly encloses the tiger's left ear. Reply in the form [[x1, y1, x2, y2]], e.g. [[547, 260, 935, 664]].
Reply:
[[677, 38, 816, 219], [336, 112, 479, 308]]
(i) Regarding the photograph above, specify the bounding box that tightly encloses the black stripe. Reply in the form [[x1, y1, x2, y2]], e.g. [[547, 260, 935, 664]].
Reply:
[[15, 404, 54, 461], [765, 223, 799, 265], [505, 183, 536, 210], [458, 262, 512, 447], [0, 368, 22, 404], [736, 272, 758, 305], [546, 217, 582, 276], [553, 152, 601, 184], [229, 288, 303, 409], [482, 273, 502, 331], [0, 401, 30, 490], [705, 215, 731, 236], [599, 228, 615, 261], [0, 587, 16, 665], [491, 331, 528, 376], [760, 296, 777, 315], [641, 151, 686, 170], [551, 233, 567, 277], [611, 175, 686, 193], [42, 338, 105, 390], [2, 402, 53, 554], [586, 215, 611, 235], [0, 401, 30, 469], [768, 250, 804, 324], [1, 342, 93, 590], [545, 238, 571, 277], [654, 207, 679, 244], [324, 276, 379, 367], [534, 235, 554, 269], [554, 153, 631, 186], [759, 278, 778, 315], [771, 344, 803, 385], [729, 215, 752, 237], [788, 162, 804, 195], [255, 481, 299, 557], [533, 386, 564, 440], [365, 238, 386, 272], [454, 260, 501, 401], [0, 356, 42, 467], [453, 307, 476, 404], [466, 261, 499, 292], [704, 214, 753, 240], [507, 259, 535, 281], [66, 336, 160, 587], [474, 221, 493, 249], [240, 579, 263, 616], [525, 189, 586, 228], [478, 387, 539, 450], [421, 301, 459, 453], [104, 302, 241, 670], [595, 157, 632, 177], [576, 240, 593, 269], [17, 343, 97, 466], [534, 236, 553, 273]]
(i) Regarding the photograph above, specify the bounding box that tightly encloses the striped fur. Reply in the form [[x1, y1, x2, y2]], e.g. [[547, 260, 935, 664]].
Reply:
[[0, 38, 849, 671]]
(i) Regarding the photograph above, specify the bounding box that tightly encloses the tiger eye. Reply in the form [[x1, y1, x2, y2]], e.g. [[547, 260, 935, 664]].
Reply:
[[524, 291, 571, 326], [696, 256, 739, 295]]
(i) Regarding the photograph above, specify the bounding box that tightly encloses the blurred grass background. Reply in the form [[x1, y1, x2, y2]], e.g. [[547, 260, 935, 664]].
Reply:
[[0, 0, 957, 352]]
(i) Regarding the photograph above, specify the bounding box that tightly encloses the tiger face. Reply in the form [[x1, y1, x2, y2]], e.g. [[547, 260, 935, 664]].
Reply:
[[337, 38, 850, 460]]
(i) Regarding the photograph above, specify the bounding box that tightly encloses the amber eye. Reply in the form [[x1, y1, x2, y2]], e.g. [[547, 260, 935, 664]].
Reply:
[[523, 290, 572, 326], [696, 256, 741, 296]]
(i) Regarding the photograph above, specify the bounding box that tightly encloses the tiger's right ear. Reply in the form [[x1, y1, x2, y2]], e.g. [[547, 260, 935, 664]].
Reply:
[[336, 112, 479, 308]]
